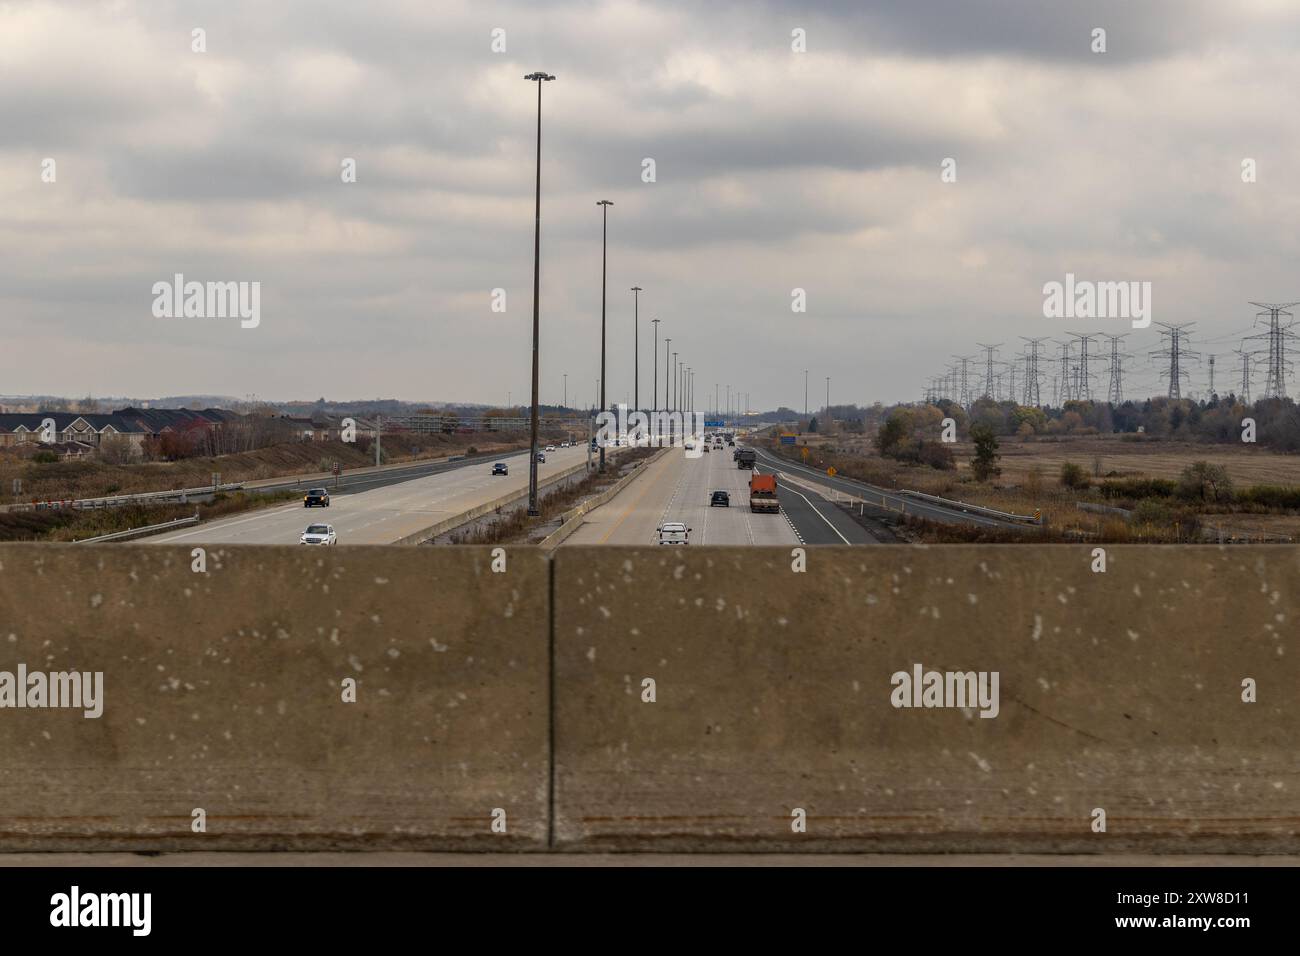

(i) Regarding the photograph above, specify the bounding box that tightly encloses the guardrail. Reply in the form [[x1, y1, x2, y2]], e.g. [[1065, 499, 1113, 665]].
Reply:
[[72, 513, 201, 544], [10, 483, 245, 513], [895, 489, 1040, 524]]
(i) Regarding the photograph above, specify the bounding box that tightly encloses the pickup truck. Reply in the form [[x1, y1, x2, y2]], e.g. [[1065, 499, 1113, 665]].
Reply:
[[749, 473, 779, 513], [657, 521, 691, 545]]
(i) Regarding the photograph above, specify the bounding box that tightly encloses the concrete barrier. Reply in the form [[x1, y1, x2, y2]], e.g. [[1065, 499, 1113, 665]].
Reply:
[[393, 458, 596, 545], [0, 543, 549, 851], [552, 545, 1300, 853], [3, 543, 1296, 854]]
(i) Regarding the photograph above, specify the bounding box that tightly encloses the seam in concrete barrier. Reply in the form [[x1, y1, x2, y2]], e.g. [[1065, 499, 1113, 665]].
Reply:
[[547, 546, 557, 849]]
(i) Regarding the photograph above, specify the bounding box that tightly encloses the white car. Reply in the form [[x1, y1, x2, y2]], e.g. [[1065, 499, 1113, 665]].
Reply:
[[545, 445, 556, 452], [657, 521, 691, 546], [300, 523, 337, 546]]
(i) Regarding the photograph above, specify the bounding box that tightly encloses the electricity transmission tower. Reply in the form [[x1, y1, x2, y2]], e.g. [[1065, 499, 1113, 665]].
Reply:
[[976, 343, 1002, 400], [1234, 348, 1252, 403], [952, 355, 974, 407], [1245, 301, 1299, 399], [1053, 340, 1073, 404], [1066, 332, 1099, 401], [1099, 333, 1130, 405], [1150, 322, 1200, 400], [1020, 337, 1048, 407]]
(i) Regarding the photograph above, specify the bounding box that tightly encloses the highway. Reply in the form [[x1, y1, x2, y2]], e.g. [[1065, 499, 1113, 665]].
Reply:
[[752, 445, 1028, 530], [774, 471, 878, 544], [563, 442, 872, 545], [145, 443, 595, 546]]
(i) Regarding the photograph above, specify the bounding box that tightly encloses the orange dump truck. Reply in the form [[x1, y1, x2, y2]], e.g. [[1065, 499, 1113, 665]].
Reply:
[[749, 473, 779, 513]]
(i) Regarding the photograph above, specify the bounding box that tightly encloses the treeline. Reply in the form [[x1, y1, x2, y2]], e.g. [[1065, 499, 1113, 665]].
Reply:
[[924, 394, 1300, 451]]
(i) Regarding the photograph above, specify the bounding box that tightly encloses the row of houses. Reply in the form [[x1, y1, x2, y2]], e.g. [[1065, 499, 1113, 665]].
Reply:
[[0, 408, 243, 456], [0, 407, 382, 458]]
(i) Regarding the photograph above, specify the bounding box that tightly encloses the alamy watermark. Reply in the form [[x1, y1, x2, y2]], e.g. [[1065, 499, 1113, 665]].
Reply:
[[0, 664, 103, 718], [890, 663, 999, 718], [152, 273, 260, 328], [595, 404, 708, 457], [1043, 273, 1150, 329]]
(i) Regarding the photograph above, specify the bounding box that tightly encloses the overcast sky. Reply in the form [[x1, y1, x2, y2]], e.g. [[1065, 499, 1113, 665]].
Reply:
[[3, 0, 1300, 410]]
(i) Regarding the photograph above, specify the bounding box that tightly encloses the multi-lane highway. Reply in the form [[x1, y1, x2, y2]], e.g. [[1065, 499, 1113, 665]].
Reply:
[[563, 442, 875, 545], [145, 443, 594, 546], [751, 445, 1027, 530]]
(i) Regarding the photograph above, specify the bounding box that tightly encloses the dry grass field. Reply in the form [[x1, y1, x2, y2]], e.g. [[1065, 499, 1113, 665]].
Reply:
[[778, 431, 1300, 542]]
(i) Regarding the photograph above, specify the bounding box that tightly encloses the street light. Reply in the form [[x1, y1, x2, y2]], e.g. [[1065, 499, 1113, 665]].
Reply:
[[597, 199, 613, 473], [676, 348, 686, 413], [664, 338, 672, 442], [631, 287, 642, 413], [524, 70, 555, 516], [651, 319, 661, 413]]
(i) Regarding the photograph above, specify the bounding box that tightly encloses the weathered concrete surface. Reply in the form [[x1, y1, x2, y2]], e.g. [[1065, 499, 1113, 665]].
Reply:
[[553, 546, 1299, 852], [3, 852, 1296, 866], [0, 544, 548, 851]]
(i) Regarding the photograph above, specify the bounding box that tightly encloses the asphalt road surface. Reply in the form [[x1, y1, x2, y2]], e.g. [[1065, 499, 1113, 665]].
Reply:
[[752, 446, 1025, 530], [565, 444, 801, 546], [145, 444, 595, 546]]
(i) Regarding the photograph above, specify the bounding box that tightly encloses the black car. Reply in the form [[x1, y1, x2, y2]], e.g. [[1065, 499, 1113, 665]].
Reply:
[[492, 462, 509, 476], [710, 491, 730, 507], [303, 488, 330, 507]]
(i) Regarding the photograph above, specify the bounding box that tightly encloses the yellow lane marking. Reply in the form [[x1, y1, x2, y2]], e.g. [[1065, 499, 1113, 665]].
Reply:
[[598, 451, 679, 544]]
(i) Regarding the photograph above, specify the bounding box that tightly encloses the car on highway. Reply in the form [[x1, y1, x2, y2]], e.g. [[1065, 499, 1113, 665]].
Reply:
[[702, 444, 711, 453], [536, 451, 546, 463], [684, 442, 694, 451], [300, 524, 337, 546], [727, 439, 735, 446], [710, 491, 730, 507], [303, 488, 330, 508], [657, 521, 691, 545], [492, 462, 509, 476], [545, 445, 556, 452]]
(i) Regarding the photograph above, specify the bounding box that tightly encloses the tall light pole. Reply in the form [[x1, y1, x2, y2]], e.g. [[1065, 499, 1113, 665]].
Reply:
[[664, 338, 672, 440], [803, 369, 809, 418], [523, 71, 554, 517], [651, 319, 660, 413], [563, 373, 567, 409], [715, 383, 719, 418], [672, 352, 679, 412], [826, 376, 830, 415], [630, 287, 642, 413], [596, 200, 613, 472]]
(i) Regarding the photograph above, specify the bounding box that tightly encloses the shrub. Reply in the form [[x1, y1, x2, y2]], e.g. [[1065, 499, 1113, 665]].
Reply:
[[916, 441, 956, 471], [1176, 461, 1233, 504], [969, 424, 1000, 482], [1099, 477, 1176, 500], [32, 451, 59, 464], [1236, 484, 1300, 510], [1060, 461, 1090, 489]]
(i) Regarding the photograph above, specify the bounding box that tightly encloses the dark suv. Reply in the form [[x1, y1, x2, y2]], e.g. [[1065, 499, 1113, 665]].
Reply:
[[303, 488, 330, 508], [710, 491, 730, 507], [492, 462, 509, 476]]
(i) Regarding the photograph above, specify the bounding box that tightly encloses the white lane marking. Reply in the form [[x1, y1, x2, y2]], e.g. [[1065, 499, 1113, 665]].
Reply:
[[780, 482, 850, 544]]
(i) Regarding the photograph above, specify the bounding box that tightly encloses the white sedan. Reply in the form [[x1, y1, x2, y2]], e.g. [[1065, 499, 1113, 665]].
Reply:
[[300, 523, 337, 546]]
